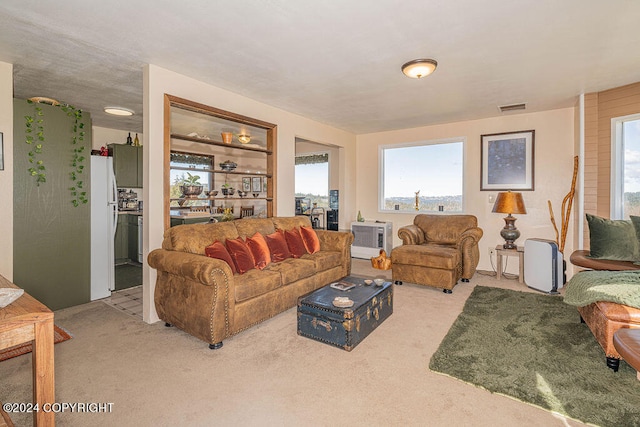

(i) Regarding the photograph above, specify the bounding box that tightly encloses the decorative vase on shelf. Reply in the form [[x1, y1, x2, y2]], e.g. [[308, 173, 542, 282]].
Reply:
[[221, 132, 233, 144], [357, 211, 364, 222]]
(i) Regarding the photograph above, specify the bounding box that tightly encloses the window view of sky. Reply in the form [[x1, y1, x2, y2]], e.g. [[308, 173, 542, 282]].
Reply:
[[384, 142, 463, 197], [295, 163, 328, 196], [624, 119, 640, 192]]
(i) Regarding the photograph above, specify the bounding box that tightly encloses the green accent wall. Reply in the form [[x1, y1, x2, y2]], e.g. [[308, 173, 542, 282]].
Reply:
[[13, 99, 92, 310]]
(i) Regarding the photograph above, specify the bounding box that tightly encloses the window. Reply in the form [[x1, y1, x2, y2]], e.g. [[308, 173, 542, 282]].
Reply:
[[169, 151, 214, 208], [380, 139, 464, 212], [295, 153, 329, 208], [611, 114, 640, 219]]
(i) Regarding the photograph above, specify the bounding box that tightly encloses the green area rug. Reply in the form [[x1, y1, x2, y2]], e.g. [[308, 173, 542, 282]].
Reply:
[[429, 286, 640, 427]]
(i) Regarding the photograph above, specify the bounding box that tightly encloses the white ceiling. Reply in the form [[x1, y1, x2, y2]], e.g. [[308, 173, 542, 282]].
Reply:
[[1, 1, 639, 135]]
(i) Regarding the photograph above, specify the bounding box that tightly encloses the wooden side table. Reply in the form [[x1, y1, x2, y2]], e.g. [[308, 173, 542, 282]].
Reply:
[[0, 275, 55, 427], [496, 245, 525, 284]]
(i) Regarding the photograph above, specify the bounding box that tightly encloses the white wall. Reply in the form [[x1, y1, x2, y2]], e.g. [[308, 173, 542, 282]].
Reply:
[[356, 108, 576, 276], [0, 62, 13, 280], [92, 126, 139, 150], [143, 64, 356, 323]]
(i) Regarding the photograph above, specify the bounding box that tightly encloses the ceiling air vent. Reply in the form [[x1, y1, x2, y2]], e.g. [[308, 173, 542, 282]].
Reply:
[[498, 103, 526, 113]]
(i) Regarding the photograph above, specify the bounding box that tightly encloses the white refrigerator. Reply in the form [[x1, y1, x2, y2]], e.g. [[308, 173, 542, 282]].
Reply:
[[90, 155, 118, 300]]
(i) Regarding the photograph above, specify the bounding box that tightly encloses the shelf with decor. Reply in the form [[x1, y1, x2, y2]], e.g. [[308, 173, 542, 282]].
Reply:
[[165, 95, 276, 229], [171, 165, 271, 178], [171, 133, 273, 154]]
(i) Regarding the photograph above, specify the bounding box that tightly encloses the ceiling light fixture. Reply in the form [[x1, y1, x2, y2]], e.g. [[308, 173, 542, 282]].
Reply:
[[28, 96, 60, 106], [401, 59, 438, 79], [237, 134, 251, 144], [104, 107, 135, 116]]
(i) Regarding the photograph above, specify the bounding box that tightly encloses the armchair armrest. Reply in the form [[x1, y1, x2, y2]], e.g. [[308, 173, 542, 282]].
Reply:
[[398, 224, 425, 245], [457, 227, 483, 280], [457, 227, 483, 249]]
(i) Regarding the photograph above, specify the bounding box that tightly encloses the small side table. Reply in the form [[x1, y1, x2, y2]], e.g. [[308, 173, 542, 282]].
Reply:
[[496, 245, 524, 284]]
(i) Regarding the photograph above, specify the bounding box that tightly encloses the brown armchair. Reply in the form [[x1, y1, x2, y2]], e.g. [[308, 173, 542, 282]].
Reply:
[[390, 214, 483, 293]]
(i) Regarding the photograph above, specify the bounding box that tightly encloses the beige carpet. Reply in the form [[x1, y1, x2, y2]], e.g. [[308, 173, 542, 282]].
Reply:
[[0, 260, 592, 427]]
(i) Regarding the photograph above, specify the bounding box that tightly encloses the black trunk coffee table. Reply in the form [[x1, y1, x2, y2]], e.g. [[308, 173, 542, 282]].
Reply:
[[297, 275, 393, 351]]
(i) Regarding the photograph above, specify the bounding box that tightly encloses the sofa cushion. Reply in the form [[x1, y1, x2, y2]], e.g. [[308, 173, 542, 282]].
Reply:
[[300, 226, 320, 254], [285, 227, 308, 258], [266, 258, 315, 285], [204, 241, 237, 274], [391, 244, 459, 270], [246, 232, 271, 270], [166, 222, 239, 254], [265, 230, 292, 262], [587, 213, 640, 262], [225, 237, 255, 274], [234, 268, 282, 302], [302, 250, 342, 272], [595, 301, 640, 324]]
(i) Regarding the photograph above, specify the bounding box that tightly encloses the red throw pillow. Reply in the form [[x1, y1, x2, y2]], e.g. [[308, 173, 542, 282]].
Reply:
[[300, 226, 320, 254], [225, 237, 256, 275], [265, 230, 292, 262], [285, 227, 308, 258], [204, 241, 237, 274], [246, 232, 271, 270]]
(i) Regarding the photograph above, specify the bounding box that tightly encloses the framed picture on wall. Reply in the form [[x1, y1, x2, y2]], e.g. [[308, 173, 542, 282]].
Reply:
[[242, 177, 251, 192], [251, 177, 262, 193], [480, 130, 535, 191]]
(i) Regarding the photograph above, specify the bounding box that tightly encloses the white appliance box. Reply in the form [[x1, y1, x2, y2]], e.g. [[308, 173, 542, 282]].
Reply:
[[350, 221, 393, 259]]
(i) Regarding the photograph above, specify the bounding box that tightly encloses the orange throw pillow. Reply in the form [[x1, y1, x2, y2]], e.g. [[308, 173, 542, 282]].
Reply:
[[204, 241, 237, 274], [300, 226, 320, 254], [265, 230, 292, 262], [225, 237, 256, 274], [246, 232, 271, 270], [285, 227, 308, 258]]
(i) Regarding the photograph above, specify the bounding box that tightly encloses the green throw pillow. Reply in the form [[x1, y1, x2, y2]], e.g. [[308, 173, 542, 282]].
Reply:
[[586, 213, 640, 262]]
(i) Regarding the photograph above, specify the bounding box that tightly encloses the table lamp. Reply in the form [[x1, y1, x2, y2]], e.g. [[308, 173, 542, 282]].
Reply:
[[492, 191, 527, 249]]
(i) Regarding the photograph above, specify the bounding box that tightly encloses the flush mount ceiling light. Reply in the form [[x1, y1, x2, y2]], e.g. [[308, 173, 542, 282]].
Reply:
[[104, 107, 135, 116], [28, 96, 60, 105], [237, 134, 251, 144], [401, 59, 438, 79]]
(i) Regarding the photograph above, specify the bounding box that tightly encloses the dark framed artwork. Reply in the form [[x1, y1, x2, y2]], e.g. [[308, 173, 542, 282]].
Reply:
[[480, 130, 535, 191], [0, 132, 3, 171]]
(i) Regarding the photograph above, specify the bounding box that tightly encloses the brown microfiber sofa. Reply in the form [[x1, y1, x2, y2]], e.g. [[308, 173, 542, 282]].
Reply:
[[147, 216, 353, 349], [391, 214, 483, 293]]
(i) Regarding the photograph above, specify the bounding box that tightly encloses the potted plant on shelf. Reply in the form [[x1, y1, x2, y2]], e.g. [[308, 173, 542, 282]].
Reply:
[[221, 183, 235, 197], [180, 172, 203, 198]]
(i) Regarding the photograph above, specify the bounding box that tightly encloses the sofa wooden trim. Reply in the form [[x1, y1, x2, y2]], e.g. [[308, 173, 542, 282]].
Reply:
[[569, 250, 640, 271]]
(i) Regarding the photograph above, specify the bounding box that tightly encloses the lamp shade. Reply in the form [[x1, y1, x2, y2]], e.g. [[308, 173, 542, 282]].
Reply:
[[492, 191, 527, 215]]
